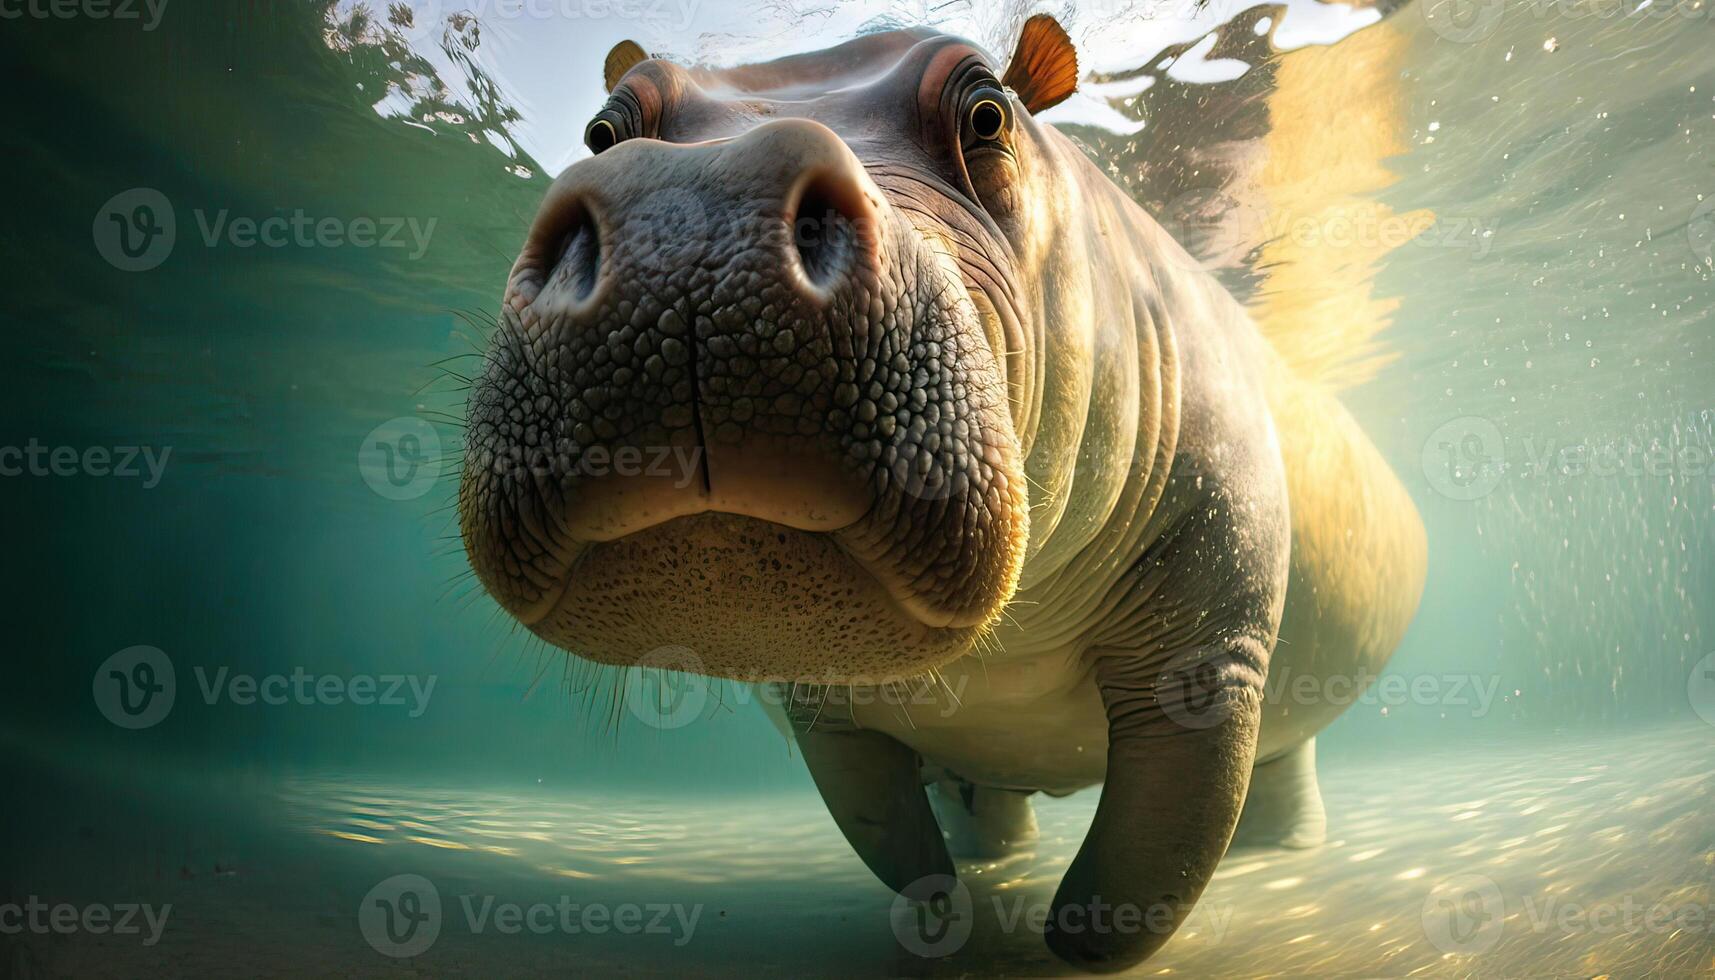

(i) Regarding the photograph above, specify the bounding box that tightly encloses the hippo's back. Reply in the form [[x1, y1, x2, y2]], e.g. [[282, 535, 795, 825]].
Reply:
[[1257, 367, 1428, 761]]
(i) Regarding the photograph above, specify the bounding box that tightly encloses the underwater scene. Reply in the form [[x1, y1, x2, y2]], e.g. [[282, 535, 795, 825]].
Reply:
[[1, 0, 1713, 976]]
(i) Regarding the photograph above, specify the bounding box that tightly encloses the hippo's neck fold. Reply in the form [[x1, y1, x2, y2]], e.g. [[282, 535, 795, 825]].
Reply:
[[1000, 126, 1186, 653]]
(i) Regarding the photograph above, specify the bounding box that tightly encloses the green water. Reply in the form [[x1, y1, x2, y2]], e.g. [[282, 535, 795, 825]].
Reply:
[[2, 1, 1712, 976]]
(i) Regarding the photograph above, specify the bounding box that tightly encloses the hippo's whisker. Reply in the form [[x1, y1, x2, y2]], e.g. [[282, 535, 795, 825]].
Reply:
[[423, 500, 460, 519], [930, 667, 962, 709], [450, 307, 502, 332], [448, 582, 489, 612], [564, 660, 603, 699], [439, 566, 477, 588], [411, 373, 466, 397], [521, 648, 557, 702], [417, 409, 466, 430]]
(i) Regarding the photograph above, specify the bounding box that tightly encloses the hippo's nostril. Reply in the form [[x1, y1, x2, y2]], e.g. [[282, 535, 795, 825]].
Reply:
[[543, 203, 602, 303], [789, 177, 863, 292]]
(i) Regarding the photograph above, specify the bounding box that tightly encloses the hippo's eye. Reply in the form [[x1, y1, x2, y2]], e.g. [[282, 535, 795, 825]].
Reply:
[[968, 98, 1006, 141], [957, 85, 1022, 218], [586, 115, 634, 154], [585, 118, 620, 154], [586, 88, 654, 153]]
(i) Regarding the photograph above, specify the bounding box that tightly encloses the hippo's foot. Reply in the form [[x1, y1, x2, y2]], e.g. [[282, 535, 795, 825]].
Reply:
[[929, 779, 1039, 859], [1231, 738, 1326, 850], [797, 728, 955, 894]]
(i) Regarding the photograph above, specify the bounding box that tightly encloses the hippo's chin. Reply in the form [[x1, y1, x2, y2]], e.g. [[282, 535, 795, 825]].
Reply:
[[525, 512, 983, 683]]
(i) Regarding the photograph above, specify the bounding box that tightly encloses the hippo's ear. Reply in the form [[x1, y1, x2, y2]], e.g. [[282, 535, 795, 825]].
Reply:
[[1002, 14, 1079, 114], [604, 40, 648, 92]]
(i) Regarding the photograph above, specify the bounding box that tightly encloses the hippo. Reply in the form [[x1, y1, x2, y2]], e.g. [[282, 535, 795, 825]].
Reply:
[[458, 15, 1426, 970]]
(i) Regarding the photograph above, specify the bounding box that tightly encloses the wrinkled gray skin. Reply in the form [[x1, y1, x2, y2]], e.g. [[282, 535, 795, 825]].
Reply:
[[460, 22, 1426, 972]]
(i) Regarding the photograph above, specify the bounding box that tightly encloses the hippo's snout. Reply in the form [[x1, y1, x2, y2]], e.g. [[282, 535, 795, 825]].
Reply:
[[461, 118, 1027, 682], [516, 119, 882, 316], [497, 120, 883, 541]]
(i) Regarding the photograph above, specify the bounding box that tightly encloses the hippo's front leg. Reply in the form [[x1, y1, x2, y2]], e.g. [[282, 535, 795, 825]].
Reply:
[[1047, 638, 1268, 971], [1042, 415, 1290, 971], [797, 726, 955, 896]]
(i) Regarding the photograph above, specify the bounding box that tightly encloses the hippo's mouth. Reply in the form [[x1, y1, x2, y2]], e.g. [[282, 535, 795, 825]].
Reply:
[[513, 512, 979, 682]]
